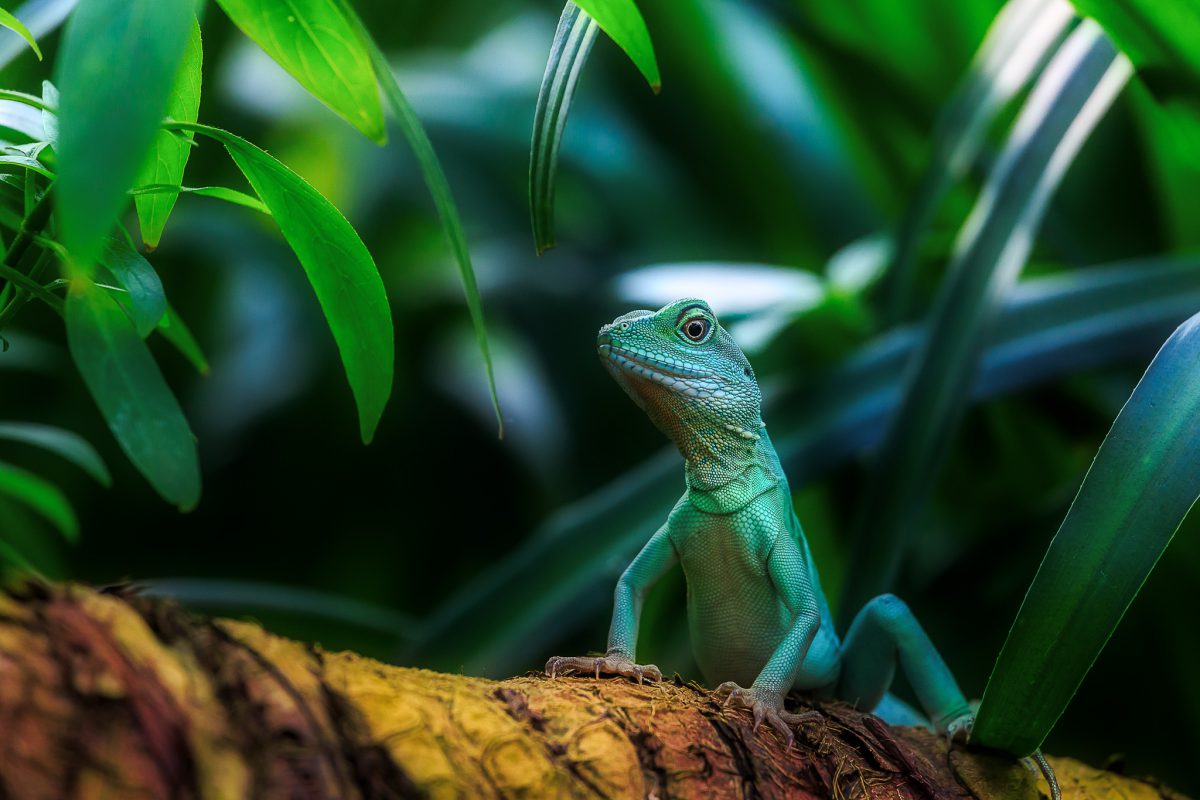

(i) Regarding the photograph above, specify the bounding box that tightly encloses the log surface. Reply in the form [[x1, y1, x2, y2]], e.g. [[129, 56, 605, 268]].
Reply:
[[0, 583, 1185, 799]]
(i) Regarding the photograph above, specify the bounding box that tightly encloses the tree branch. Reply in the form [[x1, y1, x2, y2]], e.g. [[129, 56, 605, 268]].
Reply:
[[0, 583, 1181, 799]]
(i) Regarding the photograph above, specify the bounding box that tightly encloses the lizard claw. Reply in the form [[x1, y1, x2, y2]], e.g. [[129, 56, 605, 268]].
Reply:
[[544, 654, 662, 685], [713, 682, 819, 748], [941, 711, 974, 747]]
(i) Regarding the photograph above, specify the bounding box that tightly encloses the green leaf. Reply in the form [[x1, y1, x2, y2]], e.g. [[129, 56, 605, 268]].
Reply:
[[213, 0, 385, 144], [0, 421, 111, 485], [1069, 0, 1200, 99], [130, 184, 271, 216], [530, 2, 600, 255], [167, 121, 393, 443], [98, 235, 166, 337], [156, 302, 209, 375], [974, 310, 1200, 756], [573, 0, 660, 91], [411, 257, 1200, 675], [66, 277, 200, 510], [840, 23, 1133, 621], [0, 7, 43, 60], [883, 0, 1075, 322], [55, 0, 197, 268], [0, 460, 78, 541], [134, 18, 202, 249], [0, 0, 74, 71], [334, 0, 503, 436]]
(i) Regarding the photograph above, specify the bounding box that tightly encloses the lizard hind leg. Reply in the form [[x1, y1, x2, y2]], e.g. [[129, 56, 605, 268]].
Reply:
[[834, 594, 971, 734]]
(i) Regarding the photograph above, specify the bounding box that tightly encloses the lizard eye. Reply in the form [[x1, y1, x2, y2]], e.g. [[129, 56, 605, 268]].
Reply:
[[681, 318, 711, 342]]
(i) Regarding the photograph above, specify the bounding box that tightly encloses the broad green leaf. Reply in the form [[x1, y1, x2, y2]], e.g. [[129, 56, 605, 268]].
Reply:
[[335, 0, 502, 436], [167, 121, 393, 443], [98, 235, 166, 337], [573, 0, 660, 91], [156, 302, 209, 375], [411, 257, 1200, 674], [0, 421, 110, 485], [130, 184, 271, 215], [0, 153, 52, 179], [134, 19, 202, 249], [66, 277, 200, 509], [530, 2, 600, 255], [840, 23, 1132, 620], [974, 311, 1200, 756], [0, 460, 77, 540], [55, 0, 197, 268], [883, 0, 1075, 322], [1068, 0, 1200, 99], [214, 0, 385, 144], [0, 7, 42, 60]]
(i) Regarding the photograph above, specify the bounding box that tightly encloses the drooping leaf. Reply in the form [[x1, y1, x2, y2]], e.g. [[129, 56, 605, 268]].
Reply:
[[167, 121, 393, 443], [0, 460, 78, 540], [0, 6, 42, 60], [573, 0, 660, 91], [55, 0, 197, 268], [883, 0, 1075, 322], [97, 235, 166, 337], [134, 18, 202, 249], [130, 184, 271, 215], [156, 302, 209, 375], [530, 2, 600, 255], [0, 421, 111, 485], [1068, 0, 1200, 99], [411, 256, 1200, 675], [0, 0, 75, 71], [66, 277, 200, 509], [334, 0, 502, 436], [0, 98, 44, 139], [974, 310, 1200, 756], [213, 0, 385, 144], [840, 23, 1133, 620]]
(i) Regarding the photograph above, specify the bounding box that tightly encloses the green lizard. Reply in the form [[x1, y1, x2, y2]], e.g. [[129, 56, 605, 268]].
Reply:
[[545, 298, 975, 745]]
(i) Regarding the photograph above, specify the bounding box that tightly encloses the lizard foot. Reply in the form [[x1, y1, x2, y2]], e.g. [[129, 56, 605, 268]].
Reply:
[[714, 681, 822, 748], [545, 653, 662, 685], [941, 711, 974, 746]]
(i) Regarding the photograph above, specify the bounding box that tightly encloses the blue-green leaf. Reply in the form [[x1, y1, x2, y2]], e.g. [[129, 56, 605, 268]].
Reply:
[[974, 310, 1200, 755], [884, 0, 1075, 321], [530, 2, 600, 255], [66, 277, 200, 509], [840, 23, 1133, 620], [0, 460, 78, 540], [134, 18, 202, 249], [98, 235, 166, 338], [55, 0, 197, 268], [0, 421, 111, 485], [167, 121, 393, 443]]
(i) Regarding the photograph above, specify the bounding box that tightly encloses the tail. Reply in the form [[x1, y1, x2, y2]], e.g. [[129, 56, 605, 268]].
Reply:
[[1028, 750, 1061, 800]]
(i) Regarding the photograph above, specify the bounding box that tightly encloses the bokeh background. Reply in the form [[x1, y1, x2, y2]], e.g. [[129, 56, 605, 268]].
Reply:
[[2, 0, 1198, 791]]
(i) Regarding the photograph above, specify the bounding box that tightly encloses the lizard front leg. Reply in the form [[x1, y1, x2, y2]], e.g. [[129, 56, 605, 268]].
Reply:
[[546, 525, 677, 685]]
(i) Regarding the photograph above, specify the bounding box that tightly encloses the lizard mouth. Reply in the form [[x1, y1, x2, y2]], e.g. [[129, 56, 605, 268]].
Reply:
[[599, 342, 718, 384]]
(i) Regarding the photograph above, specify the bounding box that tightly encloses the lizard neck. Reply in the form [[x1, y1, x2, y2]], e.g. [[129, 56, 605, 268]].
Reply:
[[683, 427, 784, 513]]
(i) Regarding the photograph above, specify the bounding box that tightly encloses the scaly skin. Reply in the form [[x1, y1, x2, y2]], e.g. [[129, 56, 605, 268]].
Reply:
[[545, 299, 973, 748]]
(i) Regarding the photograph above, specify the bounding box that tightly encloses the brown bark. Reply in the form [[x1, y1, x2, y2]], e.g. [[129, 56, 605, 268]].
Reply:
[[0, 582, 1185, 800]]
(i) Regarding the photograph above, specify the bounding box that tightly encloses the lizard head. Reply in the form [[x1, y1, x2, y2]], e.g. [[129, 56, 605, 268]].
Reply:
[[598, 298, 763, 482]]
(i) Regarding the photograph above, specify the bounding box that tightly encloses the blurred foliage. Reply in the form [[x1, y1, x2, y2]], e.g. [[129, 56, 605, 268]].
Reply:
[[1, 0, 1199, 790]]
